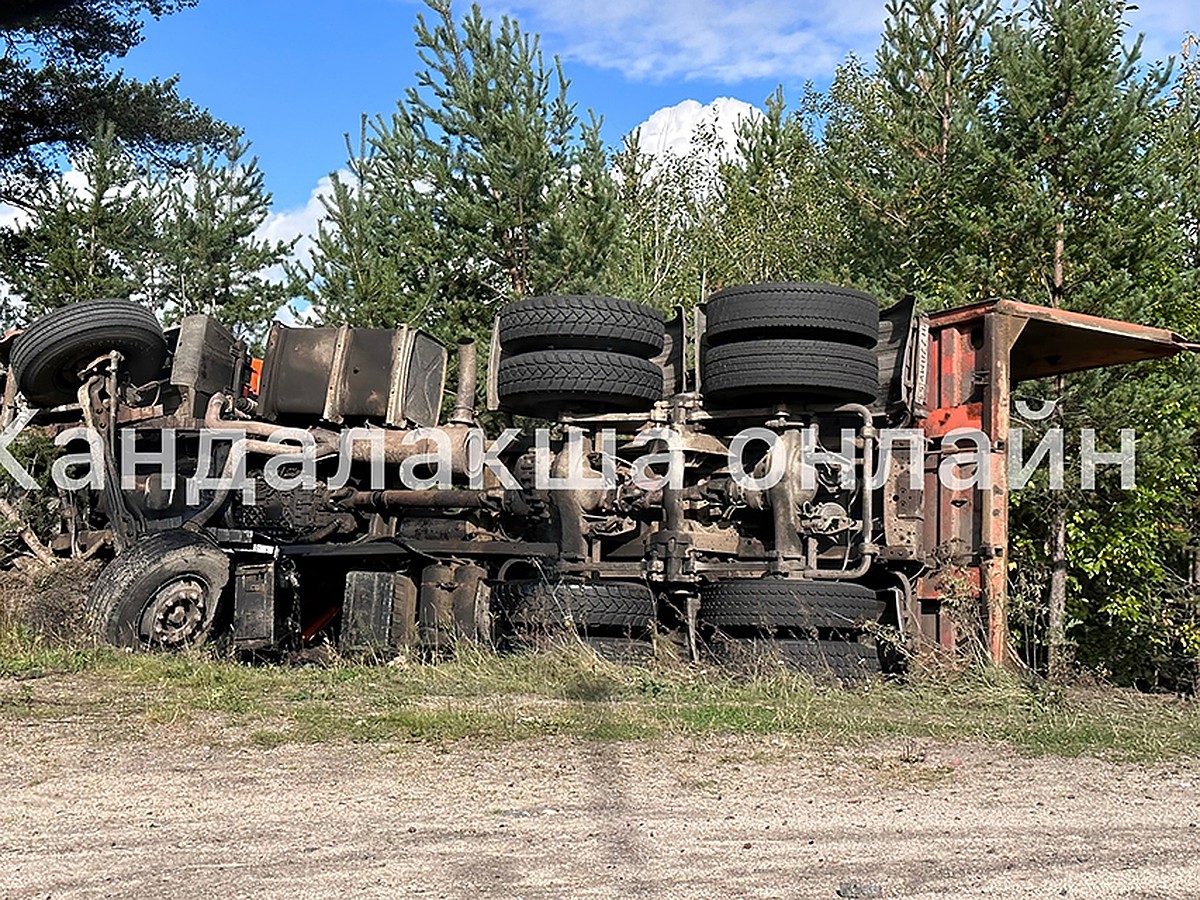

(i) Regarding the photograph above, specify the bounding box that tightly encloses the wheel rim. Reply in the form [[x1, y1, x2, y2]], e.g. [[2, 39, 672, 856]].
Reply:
[[139, 575, 211, 647]]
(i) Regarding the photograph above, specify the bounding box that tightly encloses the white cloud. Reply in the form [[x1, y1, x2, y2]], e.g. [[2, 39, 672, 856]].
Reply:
[[486, 0, 1193, 85], [273, 299, 321, 327], [255, 172, 352, 325], [632, 97, 762, 159], [0, 202, 28, 231], [256, 171, 344, 276], [486, 0, 886, 82]]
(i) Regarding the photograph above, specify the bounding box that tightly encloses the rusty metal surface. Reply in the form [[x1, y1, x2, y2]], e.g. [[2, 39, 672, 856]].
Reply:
[[917, 307, 1013, 660], [348, 489, 493, 509], [922, 318, 982, 581], [928, 298, 1196, 382], [918, 297, 1195, 664], [980, 312, 1026, 665]]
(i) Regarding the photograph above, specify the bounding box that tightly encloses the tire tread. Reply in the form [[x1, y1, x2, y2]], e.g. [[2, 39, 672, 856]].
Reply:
[[497, 580, 656, 633], [497, 349, 663, 417], [499, 295, 665, 357], [11, 299, 166, 407], [704, 283, 879, 348], [88, 530, 229, 648], [701, 338, 878, 404], [700, 579, 882, 629]]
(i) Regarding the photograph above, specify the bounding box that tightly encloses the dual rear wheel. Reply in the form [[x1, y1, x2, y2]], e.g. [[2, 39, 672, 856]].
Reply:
[[495, 294, 666, 419], [700, 578, 884, 683], [494, 283, 882, 417], [699, 283, 881, 407], [494, 575, 884, 682], [493, 579, 657, 662]]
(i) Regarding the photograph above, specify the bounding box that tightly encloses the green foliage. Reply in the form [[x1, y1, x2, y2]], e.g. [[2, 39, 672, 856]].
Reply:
[[708, 88, 849, 288], [826, 0, 1002, 308], [146, 139, 296, 334], [0, 0, 234, 204], [608, 88, 862, 310], [0, 121, 153, 315], [0, 125, 295, 334], [607, 126, 718, 309], [1009, 358, 1200, 687], [986, 0, 1174, 312], [297, 0, 620, 346], [982, 0, 1189, 682]]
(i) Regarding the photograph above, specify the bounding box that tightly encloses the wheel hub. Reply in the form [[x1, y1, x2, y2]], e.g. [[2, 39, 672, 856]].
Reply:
[[141, 577, 209, 647]]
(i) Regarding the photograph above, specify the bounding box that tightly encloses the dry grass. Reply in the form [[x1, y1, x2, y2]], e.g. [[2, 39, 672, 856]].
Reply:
[[2, 628, 1199, 761], [0, 559, 100, 643], [3, 562, 1198, 760]]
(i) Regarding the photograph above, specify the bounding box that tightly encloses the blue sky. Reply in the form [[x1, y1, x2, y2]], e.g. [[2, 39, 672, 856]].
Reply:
[[118, 0, 1194, 217], [119, 0, 870, 210]]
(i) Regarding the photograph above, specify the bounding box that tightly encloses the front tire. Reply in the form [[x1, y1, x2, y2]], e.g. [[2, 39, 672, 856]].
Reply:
[[88, 530, 230, 650], [10, 299, 167, 407]]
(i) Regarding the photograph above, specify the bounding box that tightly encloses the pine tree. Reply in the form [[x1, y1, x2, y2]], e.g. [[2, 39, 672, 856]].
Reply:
[[988, 0, 1172, 315], [825, 0, 1000, 307], [0, 126, 295, 336], [290, 125, 403, 328], [0, 122, 153, 318], [149, 140, 296, 334], [298, 0, 620, 346], [812, 0, 1195, 681], [0, 0, 232, 204], [987, 0, 1180, 680]]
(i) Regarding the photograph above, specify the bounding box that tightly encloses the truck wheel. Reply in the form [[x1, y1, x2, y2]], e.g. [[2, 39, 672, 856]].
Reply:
[[700, 579, 882, 631], [700, 338, 878, 405], [496, 580, 656, 635], [88, 530, 230, 649], [580, 635, 656, 664], [704, 283, 879, 348], [498, 295, 665, 357], [711, 635, 881, 683], [10, 299, 167, 407], [497, 349, 663, 418]]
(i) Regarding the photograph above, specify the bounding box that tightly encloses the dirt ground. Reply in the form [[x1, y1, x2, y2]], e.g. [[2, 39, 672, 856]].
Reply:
[[2, 715, 1199, 900]]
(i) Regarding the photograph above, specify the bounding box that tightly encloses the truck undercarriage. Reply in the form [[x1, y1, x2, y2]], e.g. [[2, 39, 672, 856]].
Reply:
[[1, 285, 1191, 679]]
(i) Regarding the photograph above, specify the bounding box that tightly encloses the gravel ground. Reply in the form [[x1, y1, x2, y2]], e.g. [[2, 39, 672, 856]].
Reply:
[[2, 717, 1199, 899]]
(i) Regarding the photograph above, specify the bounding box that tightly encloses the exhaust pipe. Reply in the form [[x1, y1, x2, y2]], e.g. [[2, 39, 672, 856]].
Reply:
[[449, 339, 478, 426]]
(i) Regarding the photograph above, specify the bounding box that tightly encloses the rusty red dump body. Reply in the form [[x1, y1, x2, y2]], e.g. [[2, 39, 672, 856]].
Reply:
[[913, 299, 1196, 662]]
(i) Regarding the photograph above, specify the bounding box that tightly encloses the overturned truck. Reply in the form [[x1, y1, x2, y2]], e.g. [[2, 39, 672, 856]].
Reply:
[[1, 286, 1192, 678]]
